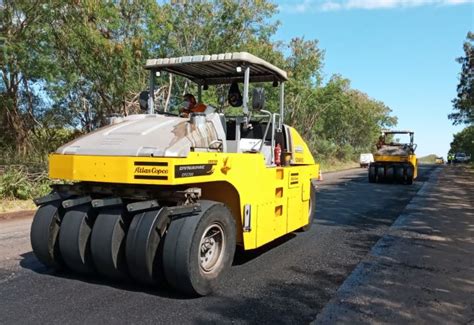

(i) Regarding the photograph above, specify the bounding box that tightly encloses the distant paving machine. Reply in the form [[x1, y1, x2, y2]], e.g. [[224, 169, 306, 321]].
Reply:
[[369, 130, 417, 184], [30, 52, 319, 296]]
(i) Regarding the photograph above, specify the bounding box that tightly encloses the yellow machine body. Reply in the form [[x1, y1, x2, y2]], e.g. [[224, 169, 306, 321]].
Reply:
[[373, 154, 418, 179], [49, 126, 319, 250]]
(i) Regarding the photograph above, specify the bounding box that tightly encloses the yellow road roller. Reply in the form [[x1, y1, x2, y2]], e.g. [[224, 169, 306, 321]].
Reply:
[[30, 52, 319, 296], [368, 130, 417, 184]]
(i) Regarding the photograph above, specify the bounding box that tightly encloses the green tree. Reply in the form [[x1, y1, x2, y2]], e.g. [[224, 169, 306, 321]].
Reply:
[[0, 1, 61, 155], [450, 125, 474, 157], [449, 32, 474, 125], [0, 0, 398, 166], [48, 1, 159, 130]]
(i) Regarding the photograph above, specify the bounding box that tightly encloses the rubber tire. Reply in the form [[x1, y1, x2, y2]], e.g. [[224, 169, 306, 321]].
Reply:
[[125, 208, 169, 285], [162, 201, 236, 296], [376, 166, 385, 182], [385, 166, 394, 183], [301, 183, 316, 232], [59, 204, 96, 275], [395, 166, 404, 182], [30, 201, 64, 269], [368, 165, 376, 183], [91, 207, 130, 280], [406, 166, 414, 185]]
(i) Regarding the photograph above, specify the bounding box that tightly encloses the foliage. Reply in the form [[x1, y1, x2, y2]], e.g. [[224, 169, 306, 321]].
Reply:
[[418, 154, 438, 164], [0, 0, 397, 167], [0, 166, 51, 200], [450, 125, 474, 157], [450, 32, 474, 125], [0, 0, 63, 155]]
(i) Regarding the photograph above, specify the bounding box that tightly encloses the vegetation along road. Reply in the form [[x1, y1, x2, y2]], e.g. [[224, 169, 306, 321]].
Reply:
[[0, 164, 471, 324]]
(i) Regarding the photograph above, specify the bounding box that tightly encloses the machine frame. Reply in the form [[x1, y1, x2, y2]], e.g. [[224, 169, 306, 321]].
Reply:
[[33, 52, 319, 295], [369, 129, 418, 184]]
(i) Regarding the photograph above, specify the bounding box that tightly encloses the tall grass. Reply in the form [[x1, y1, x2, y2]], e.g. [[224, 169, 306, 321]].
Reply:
[[0, 166, 51, 200]]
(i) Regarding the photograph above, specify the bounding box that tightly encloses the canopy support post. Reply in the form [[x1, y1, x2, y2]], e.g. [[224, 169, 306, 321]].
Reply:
[[148, 70, 155, 114], [279, 82, 285, 131]]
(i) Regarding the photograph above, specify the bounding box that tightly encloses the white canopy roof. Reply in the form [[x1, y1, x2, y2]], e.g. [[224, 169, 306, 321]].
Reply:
[[145, 52, 288, 85], [382, 130, 414, 134]]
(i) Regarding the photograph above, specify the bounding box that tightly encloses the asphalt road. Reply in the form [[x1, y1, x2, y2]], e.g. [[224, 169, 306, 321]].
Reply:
[[0, 165, 437, 324]]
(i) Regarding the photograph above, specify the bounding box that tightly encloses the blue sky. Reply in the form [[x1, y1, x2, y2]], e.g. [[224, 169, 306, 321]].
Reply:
[[274, 0, 474, 157]]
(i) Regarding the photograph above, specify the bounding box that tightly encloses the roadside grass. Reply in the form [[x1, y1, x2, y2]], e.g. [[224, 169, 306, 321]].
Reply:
[[0, 165, 49, 214], [320, 160, 359, 172], [418, 154, 438, 164], [0, 199, 36, 213]]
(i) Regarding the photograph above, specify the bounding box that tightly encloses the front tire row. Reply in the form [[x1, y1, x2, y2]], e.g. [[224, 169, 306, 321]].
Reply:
[[30, 199, 236, 296], [368, 163, 414, 184]]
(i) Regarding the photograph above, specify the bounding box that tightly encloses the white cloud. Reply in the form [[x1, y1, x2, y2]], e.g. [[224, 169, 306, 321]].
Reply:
[[326, 0, 474, 10], [279, 0, 474, 12]]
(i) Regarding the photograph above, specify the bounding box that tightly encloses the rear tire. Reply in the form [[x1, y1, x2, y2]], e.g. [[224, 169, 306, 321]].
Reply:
[[395, 166, 404, 182], [162, 201, 236, 296], [301, 183, 316, 232], [368, 165, 376, 183], [376, 166, 385, 182], [125, 208, 169, 285], [406, 166, 414, 185], [30, 201, 64, 269], [91, 207, 130, 280], [59, 204, 96, 275], [385, 166, 394, 182]]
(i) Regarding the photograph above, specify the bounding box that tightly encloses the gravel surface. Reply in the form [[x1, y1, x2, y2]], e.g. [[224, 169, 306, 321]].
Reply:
[[0, 165, 438, 324]]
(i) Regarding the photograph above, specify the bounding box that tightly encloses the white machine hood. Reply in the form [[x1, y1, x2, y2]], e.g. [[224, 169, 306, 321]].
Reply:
[[56, 113, 226, 157]]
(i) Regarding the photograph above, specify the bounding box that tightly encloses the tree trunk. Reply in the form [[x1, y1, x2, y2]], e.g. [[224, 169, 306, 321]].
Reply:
[[2, 92, 32, 157]]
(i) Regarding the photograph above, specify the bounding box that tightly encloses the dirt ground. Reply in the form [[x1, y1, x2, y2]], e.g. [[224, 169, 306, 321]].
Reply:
[[0, 210, 35, 222]]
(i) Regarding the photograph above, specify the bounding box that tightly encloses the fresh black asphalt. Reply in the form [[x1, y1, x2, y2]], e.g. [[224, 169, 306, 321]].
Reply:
[[0, 165, 436, 324]]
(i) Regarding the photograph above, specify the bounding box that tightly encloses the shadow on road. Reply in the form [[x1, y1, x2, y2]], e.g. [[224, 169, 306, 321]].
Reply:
[[314, 165, 474, 324], [189, 165, 439, 323], [19, 251, 192, 300]]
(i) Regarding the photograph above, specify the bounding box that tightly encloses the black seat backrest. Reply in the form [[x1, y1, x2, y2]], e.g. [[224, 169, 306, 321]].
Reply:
[[225, 120, 273, 142]]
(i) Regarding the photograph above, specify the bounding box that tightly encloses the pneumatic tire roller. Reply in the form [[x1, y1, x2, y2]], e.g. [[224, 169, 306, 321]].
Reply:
[[30, 52, 319, 296], [368, 130, 418, 185]]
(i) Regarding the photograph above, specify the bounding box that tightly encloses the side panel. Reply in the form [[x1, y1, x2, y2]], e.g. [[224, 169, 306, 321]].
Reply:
[[255, 168, 289, 247], [410, 155, 418, 179], [374, 155, 410, 163], [287, 168, 311, 233], [288, 128, 315, 165], [49, 151, 319, 250], [374, 154, 417, 179]]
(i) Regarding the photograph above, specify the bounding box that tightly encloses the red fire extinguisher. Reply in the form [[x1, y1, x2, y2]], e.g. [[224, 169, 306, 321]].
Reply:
[[274, 143, 282, 166]]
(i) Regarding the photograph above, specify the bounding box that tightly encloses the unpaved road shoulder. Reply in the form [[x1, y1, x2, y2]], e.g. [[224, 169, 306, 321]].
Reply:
[[315, 165, 474, 324]]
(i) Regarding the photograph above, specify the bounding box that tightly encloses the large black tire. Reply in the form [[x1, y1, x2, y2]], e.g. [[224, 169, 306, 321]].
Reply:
[[395, 166, 404, 182], [30, 201, 64, 269], [301, 183, 316, 232], [90, 207, 130, 280], [385, 166, 394, 183], [368, 165, 376, 183], [59, 204, 96, 275], [125, 208, 169, 285], [406, 165, 414, 185], [376, 166, 385, 182], [162, 201, 236, 296]]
